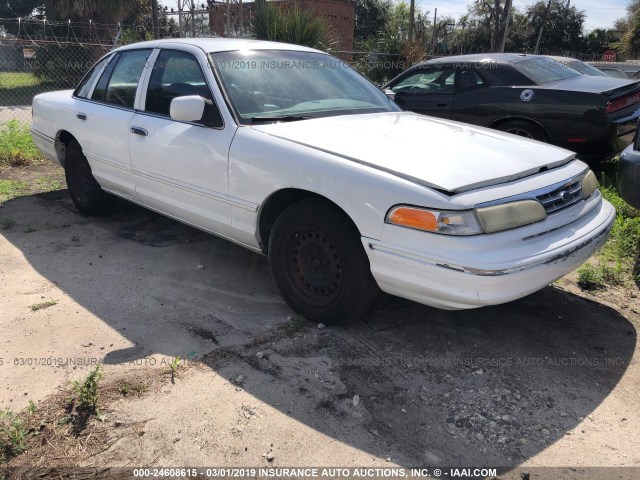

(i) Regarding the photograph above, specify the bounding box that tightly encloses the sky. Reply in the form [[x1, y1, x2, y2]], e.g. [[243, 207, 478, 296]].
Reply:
[[160, 0, 632, 33], [415, 0, 631, 33]]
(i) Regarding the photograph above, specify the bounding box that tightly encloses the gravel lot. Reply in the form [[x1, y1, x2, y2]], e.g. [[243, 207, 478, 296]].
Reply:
[[0, 183, 639, 478]]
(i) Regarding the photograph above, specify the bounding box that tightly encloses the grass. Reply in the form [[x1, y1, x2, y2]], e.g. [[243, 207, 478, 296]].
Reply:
[[0, 120, 43, 167], [0, 179, 30, 202], [576, 163, 640, 291], [0, 72, 49, 107], [118, 382, 148, 397], [29, 299, 57, 312]]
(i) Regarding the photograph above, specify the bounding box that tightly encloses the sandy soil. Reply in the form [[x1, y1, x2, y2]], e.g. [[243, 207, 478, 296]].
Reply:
[[0, 168, 639, 479]]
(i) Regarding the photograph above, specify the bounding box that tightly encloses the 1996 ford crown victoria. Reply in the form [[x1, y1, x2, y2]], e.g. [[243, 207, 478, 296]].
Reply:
[[31, 39, 615, 323]]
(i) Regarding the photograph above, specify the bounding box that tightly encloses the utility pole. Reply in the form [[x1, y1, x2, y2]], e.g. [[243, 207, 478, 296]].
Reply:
[[191, 0, 196, 37], [431, 8, 437, 56], [151, 0, 160, 39], [408, 0, 415, 42], [499, 0, 512, 52], [239, 0, 243, 37], [534, 0, 552, 54]]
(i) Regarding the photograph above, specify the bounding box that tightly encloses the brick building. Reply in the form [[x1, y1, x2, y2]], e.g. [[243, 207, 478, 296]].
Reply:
[[208, 0, 355, 52]]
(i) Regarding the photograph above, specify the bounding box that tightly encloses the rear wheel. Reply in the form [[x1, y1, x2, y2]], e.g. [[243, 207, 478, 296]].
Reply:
[[65, 140, 114, 216], [268, 199, 379, 324], [496, 120, 547, 141]]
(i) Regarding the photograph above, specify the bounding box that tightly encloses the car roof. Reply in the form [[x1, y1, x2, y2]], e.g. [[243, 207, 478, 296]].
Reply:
[[114, 37, 323, 54], [419, 53, 550, 66]]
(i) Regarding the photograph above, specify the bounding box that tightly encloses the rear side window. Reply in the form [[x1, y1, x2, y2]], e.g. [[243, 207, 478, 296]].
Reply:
[[75, 54, 113, 98], [145, 49, 222, 127], [91, 49, 152, 108], [516, 58, 580, 85]]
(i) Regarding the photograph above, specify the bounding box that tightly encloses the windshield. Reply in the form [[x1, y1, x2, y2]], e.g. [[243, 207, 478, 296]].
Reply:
[[515, 58, 581, 84], [211, 50, 399, 123], [568, 60, 608, 77]]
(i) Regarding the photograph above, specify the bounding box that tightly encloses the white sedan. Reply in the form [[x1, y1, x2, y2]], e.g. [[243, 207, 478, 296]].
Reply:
[[31, 39, 615, 323]]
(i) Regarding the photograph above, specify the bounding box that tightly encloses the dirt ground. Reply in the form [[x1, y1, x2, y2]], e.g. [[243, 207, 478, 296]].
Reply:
[[1, 161, 639, 479]]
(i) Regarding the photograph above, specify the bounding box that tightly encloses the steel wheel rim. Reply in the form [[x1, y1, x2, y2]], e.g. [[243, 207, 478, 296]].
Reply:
[[287, 227, 342, 304]]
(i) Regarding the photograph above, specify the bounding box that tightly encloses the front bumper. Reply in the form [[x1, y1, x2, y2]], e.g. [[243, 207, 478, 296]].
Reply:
[[363, 198, 615, 310]]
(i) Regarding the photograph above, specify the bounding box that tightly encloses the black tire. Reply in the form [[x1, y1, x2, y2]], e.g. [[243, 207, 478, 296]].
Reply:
[[496, 120, 547, 142], [268, 199, 379, 324], [65, 140, 114, 216]]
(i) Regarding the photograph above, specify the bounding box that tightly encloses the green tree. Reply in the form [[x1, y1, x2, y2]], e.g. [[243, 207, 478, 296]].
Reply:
[[354, 0, 392, 42], [52, 0, 148, 24], [524, 0, 585, 53]]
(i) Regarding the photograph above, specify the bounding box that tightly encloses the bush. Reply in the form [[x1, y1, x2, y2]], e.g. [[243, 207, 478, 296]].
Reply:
[[251, 3, 334, 50], [0, 120, 43, 167]]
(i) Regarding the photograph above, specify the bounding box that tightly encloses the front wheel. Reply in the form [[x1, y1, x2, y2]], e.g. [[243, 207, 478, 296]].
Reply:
[[268, 199, 379, 324], [65, 140, 114, 216]]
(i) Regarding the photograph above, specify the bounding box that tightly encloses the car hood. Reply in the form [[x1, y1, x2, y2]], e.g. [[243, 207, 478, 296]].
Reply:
[[540, 74, 638, 94], [250, 112, 575, 193]]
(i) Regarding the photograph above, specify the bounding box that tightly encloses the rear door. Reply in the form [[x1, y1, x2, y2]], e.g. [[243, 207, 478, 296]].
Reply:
[[390, 65, 455, 119], [74, 49, 152, 201]]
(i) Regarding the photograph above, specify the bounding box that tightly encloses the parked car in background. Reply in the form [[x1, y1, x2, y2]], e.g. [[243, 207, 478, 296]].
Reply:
[[618, 121, 640, 209], [595, 66, 631, 80], [591, 62, 640, 79], [548, 56, 608, 77], [31, 40, 614, 323], [384, 53, 640, 161]]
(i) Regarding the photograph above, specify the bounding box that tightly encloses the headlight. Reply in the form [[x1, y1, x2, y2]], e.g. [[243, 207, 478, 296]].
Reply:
[[386, 206, 482, 235], [475, 200, 547, 233], [581, 170, 599, 199]]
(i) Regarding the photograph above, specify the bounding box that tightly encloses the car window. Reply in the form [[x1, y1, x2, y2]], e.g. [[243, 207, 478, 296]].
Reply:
[[145, 50, 222, 127], [91, 49, 151, 108], [75, 54, 113, 99], [515, 58, 580, 85], [456, 69, 486, 92], [391, 68, 455, 95], [568, 60, 607, 77]]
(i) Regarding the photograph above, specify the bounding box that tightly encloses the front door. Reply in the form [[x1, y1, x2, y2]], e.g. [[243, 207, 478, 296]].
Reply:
[[390, 66, 455, 119], [128, 48, 235, 237]]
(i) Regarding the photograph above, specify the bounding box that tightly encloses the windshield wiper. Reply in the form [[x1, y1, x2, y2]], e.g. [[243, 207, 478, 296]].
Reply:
[[245, 115, 314, 123]]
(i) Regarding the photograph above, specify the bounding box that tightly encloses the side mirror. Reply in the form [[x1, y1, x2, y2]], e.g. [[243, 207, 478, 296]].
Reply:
[[383, 88, 396, 101], [170, 95, 206, 123]]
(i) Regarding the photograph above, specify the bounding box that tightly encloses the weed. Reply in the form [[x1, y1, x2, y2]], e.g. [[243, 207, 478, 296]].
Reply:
[[71, 364, 103, 414], [0, 120, 43, 167], [1, 218, 16, 230], [71, 235, 80, 243], [29, 299, 57, 312], [168, 356, 180, 384], [280, 315, 308, 336], [577, 263, 604, 290], [24, 225, 37, 233], [0, 408, 28, 463], [26, 401, 36, 415], [119, 382, 148, 397]]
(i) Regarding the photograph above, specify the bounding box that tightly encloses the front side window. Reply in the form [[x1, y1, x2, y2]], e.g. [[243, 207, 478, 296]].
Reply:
[[91, 49, 151, 108], [145, 50, 222, 127], [211, 50, 399, 123], [391, 68, 456, 95], [75, 54, 113, 99]]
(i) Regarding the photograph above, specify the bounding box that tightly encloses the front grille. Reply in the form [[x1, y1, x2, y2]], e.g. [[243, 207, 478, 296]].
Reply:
[[536, 179, 583, 214]]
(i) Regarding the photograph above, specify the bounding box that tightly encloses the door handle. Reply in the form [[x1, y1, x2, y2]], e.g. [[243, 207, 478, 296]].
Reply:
[[76, 112, 87, 120], [436, 102, 449, 107], [130, 126, 148, 136]]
